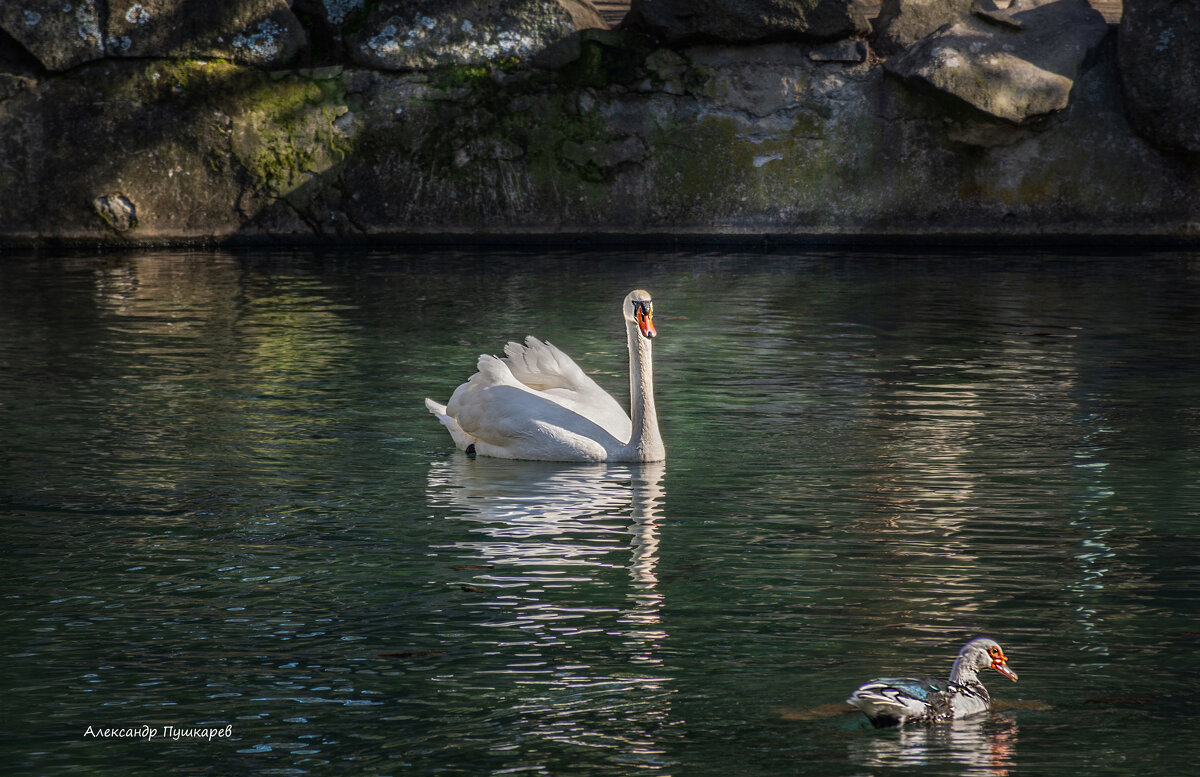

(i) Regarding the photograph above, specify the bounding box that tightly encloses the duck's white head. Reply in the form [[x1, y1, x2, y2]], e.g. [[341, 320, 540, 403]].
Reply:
[[958, 637, 1018, 682], [623, 289, 656, 339]]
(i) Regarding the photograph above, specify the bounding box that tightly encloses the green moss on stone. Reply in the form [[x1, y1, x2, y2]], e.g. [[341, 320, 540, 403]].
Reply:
[[648, 115, 747, 219], [434, 64, 494, 90], [227, 71, 351, 200]]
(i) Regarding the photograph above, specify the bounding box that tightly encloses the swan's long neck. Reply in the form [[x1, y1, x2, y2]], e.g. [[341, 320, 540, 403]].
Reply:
[[624, 319, 664, 462]]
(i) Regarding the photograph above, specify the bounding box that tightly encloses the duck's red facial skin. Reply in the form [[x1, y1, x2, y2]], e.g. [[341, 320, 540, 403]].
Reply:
[[988, 646, 1018, 681]]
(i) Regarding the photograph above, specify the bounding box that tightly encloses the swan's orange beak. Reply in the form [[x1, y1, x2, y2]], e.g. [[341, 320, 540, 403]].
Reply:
[[636, 305, 656, 339]]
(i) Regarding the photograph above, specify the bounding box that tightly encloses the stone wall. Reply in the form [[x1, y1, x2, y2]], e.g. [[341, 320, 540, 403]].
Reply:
[[1, 0, 1197, 246]]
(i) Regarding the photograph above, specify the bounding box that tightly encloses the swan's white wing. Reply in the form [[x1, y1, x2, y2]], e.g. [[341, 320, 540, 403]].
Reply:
[[425, 398, 477, 451], [443, 355, 622, 461], [502, 337, 631, 441]]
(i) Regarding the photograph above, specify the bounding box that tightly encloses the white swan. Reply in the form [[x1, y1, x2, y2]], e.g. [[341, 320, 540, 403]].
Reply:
[[424, 289, 665, 462]]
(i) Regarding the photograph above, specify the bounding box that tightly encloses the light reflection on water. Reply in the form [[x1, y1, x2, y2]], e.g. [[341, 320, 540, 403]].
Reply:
[[426, 458, 675, 769], [1, 250, 1199, 776], [848, 715, 1019, 776]]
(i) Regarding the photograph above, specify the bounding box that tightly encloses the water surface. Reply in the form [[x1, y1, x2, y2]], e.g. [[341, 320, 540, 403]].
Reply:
[[2, 249, 1199, 775]]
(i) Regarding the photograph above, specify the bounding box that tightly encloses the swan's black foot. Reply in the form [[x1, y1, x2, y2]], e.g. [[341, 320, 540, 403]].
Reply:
[[465, 444, 476, 456]]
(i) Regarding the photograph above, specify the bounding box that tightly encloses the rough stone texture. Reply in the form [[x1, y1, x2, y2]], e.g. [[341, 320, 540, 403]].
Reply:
[[94, 194, 138, 232], [3, 34, 1199, 245], [885, 0, 1109, 123], [874, 0, 973, 56], [0, 1, 106, 71], [105, 1, 307, 66], [1118, 0, 1200, 152], [0, 59, 344, 239], [348, 0, 607, 71], [628, 0, 871, 44], [808, 39, 868, 62], [683, 44, 822, 117], [0, 1, 305, 70]]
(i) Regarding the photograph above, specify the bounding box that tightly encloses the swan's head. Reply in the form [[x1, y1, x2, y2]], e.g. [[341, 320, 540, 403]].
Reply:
[[623, 289, 656, 339]]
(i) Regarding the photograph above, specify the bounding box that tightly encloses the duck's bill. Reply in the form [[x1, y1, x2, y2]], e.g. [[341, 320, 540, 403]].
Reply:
[[993, 662, 1018, 682]]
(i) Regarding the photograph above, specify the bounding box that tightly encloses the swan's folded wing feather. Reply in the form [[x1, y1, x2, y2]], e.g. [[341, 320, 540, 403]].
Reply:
[[503, 337, 590, 391], [502, 337, 631, 440], [446, 355, 579, 442], [425, 397, 476, 451], [445, 355, 519, 433], [446, 356, 617, 460]]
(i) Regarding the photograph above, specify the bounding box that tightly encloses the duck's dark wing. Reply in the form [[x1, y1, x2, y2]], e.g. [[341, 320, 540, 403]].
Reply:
[[865, 677, 946, 702], [848, 676, 948, 726]]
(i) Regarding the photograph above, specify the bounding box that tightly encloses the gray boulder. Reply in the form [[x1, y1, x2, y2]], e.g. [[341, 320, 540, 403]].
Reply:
[[874, 0, 972, 55], [809, 39, 869, 62], [94, 194, 138, 233], [105, 1, 307, 66], [885, 0, 1109, 123], [1119, 0, 1200, 152], [629, 0, 871, 44], [0, 1, 306, 71], [349, 0, 607, 71], [0, 1, 105, 71], [685, 44, 811, 117]]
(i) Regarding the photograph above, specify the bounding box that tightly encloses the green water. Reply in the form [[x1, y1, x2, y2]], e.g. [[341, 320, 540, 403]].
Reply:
[[2, 250, 1198, 775]]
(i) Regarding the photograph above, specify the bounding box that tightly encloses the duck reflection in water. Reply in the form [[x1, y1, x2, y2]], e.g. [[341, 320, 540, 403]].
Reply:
[[849, 714, 1018, 777], [425, 457, 673, 763]]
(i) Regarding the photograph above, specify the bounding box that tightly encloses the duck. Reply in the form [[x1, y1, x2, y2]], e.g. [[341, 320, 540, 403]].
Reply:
[[424, 289, 665, 462], [847, 637, 1018, 727]]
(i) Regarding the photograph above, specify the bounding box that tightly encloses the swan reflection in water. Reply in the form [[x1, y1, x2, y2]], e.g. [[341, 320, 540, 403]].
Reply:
[[425, 457, 673, 766], [849, 714, 1018, 777]]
